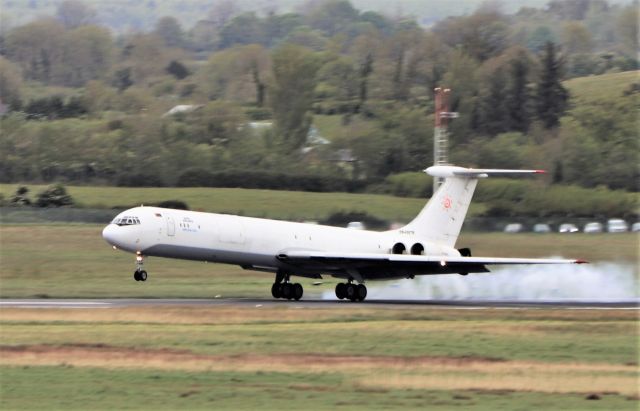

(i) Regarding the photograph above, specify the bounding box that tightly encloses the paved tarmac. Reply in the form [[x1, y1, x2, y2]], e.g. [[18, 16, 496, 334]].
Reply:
[[0, 298, 637, 309]]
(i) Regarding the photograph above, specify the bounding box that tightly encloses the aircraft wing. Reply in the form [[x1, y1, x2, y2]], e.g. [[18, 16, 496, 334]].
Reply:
[[277, 250, 586, 277]]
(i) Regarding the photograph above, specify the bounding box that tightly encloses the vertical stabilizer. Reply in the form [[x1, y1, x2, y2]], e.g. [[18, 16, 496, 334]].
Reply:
[[401, 175, 477, 247], [400, 166, 545, 248]]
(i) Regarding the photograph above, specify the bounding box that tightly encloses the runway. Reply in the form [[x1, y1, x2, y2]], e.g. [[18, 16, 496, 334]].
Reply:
[[0, 298, 637, 309]]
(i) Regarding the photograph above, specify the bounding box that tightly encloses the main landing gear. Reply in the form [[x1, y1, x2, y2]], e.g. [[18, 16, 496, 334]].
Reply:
[[271, 271, 303, 301], [335, 281, 367, 302], [133, 252, 148, 282]]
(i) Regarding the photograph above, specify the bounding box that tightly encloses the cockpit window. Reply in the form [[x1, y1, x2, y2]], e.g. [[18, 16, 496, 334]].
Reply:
[[112, 216, 141, 226]]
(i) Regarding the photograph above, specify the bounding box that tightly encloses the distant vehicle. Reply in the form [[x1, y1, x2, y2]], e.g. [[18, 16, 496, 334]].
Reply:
[[583, 222, 603, 233], [346, 221, 365, 230], [631, 222, 640, 232], [607, 219, 628, 233], [559, 223, 579, 233], [533, 223, 551, 233], [504, 223, 523, 233]]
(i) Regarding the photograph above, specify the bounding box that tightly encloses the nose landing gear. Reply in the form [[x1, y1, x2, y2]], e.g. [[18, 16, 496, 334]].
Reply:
[[133, 252, 148, 282]]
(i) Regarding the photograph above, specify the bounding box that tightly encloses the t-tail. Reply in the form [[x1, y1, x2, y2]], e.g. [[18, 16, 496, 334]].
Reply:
[[400, 165, 546, 247]]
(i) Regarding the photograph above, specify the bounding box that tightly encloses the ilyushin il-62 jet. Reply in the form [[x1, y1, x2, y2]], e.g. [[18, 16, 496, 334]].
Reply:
[[102, 165, 586, 302]]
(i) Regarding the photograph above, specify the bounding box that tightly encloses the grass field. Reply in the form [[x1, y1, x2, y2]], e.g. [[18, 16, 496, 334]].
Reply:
[[1, 184, 482, 223], [564, 71, 639, 106], [0, 306, 637, 410], [0, 224, 637, 298], [1, 224, 638, 410]]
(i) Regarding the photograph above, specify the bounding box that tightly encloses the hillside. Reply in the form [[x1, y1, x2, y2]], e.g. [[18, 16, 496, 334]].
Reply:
[[565, 70, 639, 105], [0, 0, 637, 197]]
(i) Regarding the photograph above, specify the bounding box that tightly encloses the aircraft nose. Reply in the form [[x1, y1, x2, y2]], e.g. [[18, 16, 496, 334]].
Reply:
[[102, 224, 122, 247], [102, 224, 115, 244]]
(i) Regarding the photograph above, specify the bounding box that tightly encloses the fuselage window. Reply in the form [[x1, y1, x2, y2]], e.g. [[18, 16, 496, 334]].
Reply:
[[112, 216, 141, 226]]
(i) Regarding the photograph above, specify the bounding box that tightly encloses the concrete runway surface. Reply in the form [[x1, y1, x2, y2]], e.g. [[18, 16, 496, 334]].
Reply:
[[0, 298, 637, 309]]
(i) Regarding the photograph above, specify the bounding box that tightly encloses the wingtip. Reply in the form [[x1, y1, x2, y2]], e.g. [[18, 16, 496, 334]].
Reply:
[[535, 170, 547, 174], [575, 259, 589, 264]]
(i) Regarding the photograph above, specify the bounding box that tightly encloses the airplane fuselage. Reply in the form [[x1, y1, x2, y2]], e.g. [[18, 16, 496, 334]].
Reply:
[[103, 206, 460, 280]]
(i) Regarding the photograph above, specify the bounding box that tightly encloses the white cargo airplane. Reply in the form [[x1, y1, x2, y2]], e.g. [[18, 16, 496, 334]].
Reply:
[[102, 165, 586, 301]]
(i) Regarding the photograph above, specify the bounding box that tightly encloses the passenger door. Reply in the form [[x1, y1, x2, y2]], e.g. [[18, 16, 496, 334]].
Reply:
[[167, 216, 175, 236]]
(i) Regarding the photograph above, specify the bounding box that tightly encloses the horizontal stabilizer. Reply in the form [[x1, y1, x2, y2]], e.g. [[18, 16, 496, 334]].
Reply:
[[426, 166, 546, 179]]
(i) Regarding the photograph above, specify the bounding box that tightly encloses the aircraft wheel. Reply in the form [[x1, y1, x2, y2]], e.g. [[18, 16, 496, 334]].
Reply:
[[134, 270, 140, 281], [345, 283, 357, 301], [293, 283, 303, 301], [281, 283, 292, 300], [356, 284, 367, 301], [139, 270, 148, 282], [335, 283, 346, 300], [271, 283, 282, 299]]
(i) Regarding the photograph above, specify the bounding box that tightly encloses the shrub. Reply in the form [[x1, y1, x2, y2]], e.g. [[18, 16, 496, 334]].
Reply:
[[176, 168, 368, 192], [244, 106, 272, 120], [154, 200, 189, 210], [35, 184, 74, 207], [373, 172, 431, 198], [320, 211, 388, 230], [166, 60, 190, 79], [9, 186, 32, 206], [176, 168, 214, 187]]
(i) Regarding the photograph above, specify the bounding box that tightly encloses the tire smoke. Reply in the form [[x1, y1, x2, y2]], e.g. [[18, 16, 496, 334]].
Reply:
[[322, 261, 639, 301]]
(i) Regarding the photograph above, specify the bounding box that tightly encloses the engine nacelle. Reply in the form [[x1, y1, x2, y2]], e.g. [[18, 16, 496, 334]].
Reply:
[[392, 243, 406, 254]]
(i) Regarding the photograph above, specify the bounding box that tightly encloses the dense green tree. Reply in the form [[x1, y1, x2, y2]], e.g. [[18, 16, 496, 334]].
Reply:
[[200, 44, 270, 105], [188, 20, 218, 52], [269, 44, 321, 151], [616, 4, 639, 56], [122, 34, 169, 83], [284, 27, 328, 51], [475, 133, 526, 169], [527, 26, 555, 52], [166, 60, 189, 79], [236, 44, 270, 107], [478, 66, 508, 135], [112, 67, 133, 91], [506, 50, 532, 133], [359, 11, 393, 34], [6, 19, 65, 83], [190, 101, 246, 145], [317, 56, 358, 103], [547, 0, 602, 20], [60, 25, 113, 86], [263, 13, 304, 47], [349, 34, 377, 109], [535, 42, 569, 129], [561, 21, 593, 54], [0, 56, 23, 109], [434, 8, 509, 61], [306, 0, 359, 37], [207, 0, 239, 30], [441, 50, 480, 144], [56, 0, 95, 29], [219, 13, 264, 48], [154, 16, 184, 48]]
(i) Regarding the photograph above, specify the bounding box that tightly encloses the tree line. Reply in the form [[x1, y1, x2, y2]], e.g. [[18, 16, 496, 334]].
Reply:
[[0, 0, 637, 193]]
